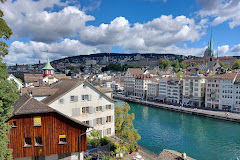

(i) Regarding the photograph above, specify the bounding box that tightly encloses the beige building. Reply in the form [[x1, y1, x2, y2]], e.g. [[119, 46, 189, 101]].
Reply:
[[183, 76, 206, 107], [146, 81, 159, 100]]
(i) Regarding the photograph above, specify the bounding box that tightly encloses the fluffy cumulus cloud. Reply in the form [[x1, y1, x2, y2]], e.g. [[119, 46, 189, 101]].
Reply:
[[231, 44, 240, 54], [5, 39, 100, 65], [0, 0, 95, 42], [217, 45, 229, 55], [79, 15, 206, 53], [197, 0, 240, 28]]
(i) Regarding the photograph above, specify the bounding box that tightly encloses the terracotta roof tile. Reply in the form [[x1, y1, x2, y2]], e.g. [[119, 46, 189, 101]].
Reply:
[[206, 72, 237, 79]]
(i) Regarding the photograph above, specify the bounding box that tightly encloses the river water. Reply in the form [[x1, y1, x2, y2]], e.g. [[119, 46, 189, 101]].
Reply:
[[115, 100, 240, 160]]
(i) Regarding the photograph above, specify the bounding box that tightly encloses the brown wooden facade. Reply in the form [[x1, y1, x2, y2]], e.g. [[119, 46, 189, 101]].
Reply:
[[8, 112, 87, 159]]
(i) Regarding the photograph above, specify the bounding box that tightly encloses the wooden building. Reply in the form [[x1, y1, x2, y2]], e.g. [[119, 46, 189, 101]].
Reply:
[[8, 94, 91, 160]]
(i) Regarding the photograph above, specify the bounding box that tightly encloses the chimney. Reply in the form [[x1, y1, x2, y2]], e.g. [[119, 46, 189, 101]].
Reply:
[[182, 152, 187, 159]]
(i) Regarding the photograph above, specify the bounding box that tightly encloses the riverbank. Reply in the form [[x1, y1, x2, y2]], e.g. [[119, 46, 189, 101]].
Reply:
[[113, 94, 240, 123]]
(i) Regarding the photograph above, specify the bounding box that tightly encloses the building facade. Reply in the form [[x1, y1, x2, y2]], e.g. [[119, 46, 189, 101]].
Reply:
[[146, 82, 159, 100], [166, 79, 182, 104], [183, 76, 206, 107]]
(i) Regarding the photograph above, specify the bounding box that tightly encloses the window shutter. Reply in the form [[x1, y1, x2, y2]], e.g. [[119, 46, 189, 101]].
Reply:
[[89, 95, 92, 101], [89, 120, 93, 127], [89, 106, 93, 114], [111, 115, 114, 123], [102, 117, 106, 125], [93, 119, 96, 127], [75, 96, 78, 102], [94, 106, 97, 113], [102, 105, 106, 112], [111, 104, 114, 110]]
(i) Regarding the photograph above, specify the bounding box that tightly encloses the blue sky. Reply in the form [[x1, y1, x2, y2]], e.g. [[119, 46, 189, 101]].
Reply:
[[1, 0, 240, 65]]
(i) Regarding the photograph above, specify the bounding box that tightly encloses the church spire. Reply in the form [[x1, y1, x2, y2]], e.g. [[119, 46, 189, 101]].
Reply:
[[208, 29, 214, 56]]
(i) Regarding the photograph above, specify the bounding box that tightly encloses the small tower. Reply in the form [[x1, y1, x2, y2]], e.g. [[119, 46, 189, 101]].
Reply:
[[42, 58, 54, 77]]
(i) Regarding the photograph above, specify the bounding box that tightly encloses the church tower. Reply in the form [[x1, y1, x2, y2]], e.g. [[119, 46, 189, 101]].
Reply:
[[42, 58, 54, 77]]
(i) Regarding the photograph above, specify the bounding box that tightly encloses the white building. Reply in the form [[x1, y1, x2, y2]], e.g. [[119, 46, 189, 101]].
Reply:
[[166, 78, 182, 104], [8, 74, 23, 90], [124, 68, 145, 96], [86, 60, 97, 66], [183, 76, 206, 107], [134, 74, 153, 99], [157, 77, 168, 101], [23, 79, 115, 138]]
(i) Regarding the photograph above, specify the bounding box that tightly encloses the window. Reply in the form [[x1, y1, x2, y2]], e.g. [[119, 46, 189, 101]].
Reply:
[[106, 116, 111, 123], [59, 135, 67, 144], [82, 95, 91, 101], [83, 121, 89, 125], [59, 98, 64, 104], [194, 93, 198, 97], [72, 108, 80, 116], [82, 107, 89, 114], [12, 121, 17, 127], [106, 105, 111, 110], [107, 128, 111, 135], [24, 138, 32, 147], [33, 116, 41, 126], [96, 106, 102, 112], [34, 137, 43, 146], [97, 118, 102, 125], [70, 96, 78, 102]]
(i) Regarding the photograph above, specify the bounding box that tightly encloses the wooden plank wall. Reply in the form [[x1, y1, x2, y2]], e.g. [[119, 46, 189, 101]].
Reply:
[[8, 112, 87, 158]]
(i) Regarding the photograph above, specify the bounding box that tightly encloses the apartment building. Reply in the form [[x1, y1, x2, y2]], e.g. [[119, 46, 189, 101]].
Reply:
[[205, 72, 238, 110], [134, 74, 153, 99], [22, 79, 115, 138], [183, 76, 206, 107], [167, 78, 182, 104], [157, 77, 168, 101], [146, 81, 159, 100], [124, 68, 145, 96]]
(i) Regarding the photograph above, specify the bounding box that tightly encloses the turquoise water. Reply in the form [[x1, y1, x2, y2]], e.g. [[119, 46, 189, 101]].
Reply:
[[115, 100, 240, 160]]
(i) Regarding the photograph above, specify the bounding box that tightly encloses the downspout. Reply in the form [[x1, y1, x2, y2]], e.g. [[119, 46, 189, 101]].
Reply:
[[79, 130, 93, 160]]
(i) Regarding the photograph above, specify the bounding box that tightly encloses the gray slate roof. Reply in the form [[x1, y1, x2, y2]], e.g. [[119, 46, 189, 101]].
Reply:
[[158, 150, 195, 160]]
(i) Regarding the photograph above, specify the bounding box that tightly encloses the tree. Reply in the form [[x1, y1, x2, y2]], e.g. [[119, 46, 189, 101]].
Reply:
[[0, 5, 19, 159], [232, 59, 240, 69], [159, 59, 171, 70], [219, 61, 226, 69], [115, 103, 141, 150], [180, 62, 186, 69], [176, 71, 186, 79]]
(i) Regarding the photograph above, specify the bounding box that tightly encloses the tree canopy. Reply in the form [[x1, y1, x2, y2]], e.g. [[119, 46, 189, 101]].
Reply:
[[115, 102, 141, 151], [0, 6, 19, 159], [232, 59, 240, 69]]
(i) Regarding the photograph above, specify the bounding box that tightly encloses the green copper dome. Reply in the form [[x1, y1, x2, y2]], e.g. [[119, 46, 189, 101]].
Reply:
[[42, 58, 54, 70]]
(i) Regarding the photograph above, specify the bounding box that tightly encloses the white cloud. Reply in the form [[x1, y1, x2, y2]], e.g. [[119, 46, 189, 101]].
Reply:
[[0, 0, 95, 42], [79, 15, 206, 52], [231, 44, 240, 54], [217, 45, 229, 55], [197, 0, 240, 28], [4, 39, 100, 65]]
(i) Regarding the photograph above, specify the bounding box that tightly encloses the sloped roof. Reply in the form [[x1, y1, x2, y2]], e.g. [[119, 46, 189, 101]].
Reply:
[[42, 58, 54, 70], [21, 87, 58, 96], [158, 149, 195, 160], [12, 94, 91, 128], [41, 79, 116, 105], [206, 72, 237, 79], [24, 74, 71, 83], [41, 79, 83, 104], [13, 94, 55, 115], [128, 68, 145, 76]]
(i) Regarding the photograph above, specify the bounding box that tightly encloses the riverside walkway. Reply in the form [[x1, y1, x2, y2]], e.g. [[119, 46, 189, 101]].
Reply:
[[113, 94, 240, 123]]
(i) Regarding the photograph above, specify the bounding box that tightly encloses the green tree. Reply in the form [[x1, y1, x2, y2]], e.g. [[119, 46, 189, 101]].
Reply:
[[159, 59, 171, 70], [176, 71, 186, 79], [232, 59, 240, 69], [219, 61, 226, 69], [180, 62, 187, 69], [115, 103, 141, 150], [0, 5, 19, 159]]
